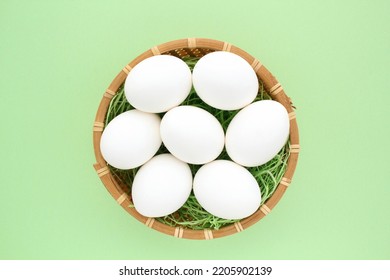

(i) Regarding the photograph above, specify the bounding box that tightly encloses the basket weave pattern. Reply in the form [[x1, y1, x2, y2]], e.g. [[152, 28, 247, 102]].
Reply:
[[93, 38, 300, 240]]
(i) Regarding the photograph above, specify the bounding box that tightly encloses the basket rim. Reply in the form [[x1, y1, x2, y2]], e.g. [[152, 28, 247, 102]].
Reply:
[[92, 38, 300, 240]]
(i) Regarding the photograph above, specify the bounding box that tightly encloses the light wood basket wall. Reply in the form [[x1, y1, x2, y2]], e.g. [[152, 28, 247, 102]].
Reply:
[[93, 38, 300, 240]]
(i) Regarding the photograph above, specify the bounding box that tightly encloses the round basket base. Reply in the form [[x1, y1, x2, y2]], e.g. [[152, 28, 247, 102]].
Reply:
[[92, 38, 300, 240]]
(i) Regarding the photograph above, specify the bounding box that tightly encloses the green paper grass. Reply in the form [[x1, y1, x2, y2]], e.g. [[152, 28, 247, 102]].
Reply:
[[105, 56, 290, 230]]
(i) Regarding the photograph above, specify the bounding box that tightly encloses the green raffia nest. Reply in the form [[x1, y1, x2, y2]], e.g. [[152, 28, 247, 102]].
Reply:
[[105, 57, 290, 230]]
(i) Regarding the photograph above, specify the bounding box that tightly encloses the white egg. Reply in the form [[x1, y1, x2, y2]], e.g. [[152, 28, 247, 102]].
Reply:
[[160, 106, 224, 164], [100, 110, 161, 169], [193, 160, 261, 220], [132, 154, 193, 217], [192, 51, 258, 110], [226, 100, 290, 167], [124, 55, 192, 113]]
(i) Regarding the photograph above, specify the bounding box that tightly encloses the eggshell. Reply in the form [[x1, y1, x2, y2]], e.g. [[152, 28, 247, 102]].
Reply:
[[193, 160, 261, 220], [192, 51, 258, 110], [100, 110, 161, 169], [124, 55, 192, 113], [160, 105, 225, 164], [132, 154, 193, 217], [226, 100, 290, 167]]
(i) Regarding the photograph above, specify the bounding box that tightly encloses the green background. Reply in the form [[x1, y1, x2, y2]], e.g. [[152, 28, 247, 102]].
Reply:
[[1, 0, 389, 260]]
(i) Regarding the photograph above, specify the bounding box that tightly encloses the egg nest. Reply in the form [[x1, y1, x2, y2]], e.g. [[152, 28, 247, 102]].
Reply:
[[105, 57, 290, 230]]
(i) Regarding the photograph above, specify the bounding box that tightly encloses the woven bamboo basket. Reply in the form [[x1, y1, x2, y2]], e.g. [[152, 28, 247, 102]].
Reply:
[[92, 38, 300, 240]]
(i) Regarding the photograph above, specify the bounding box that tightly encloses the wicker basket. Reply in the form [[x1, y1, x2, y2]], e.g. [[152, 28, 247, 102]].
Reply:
[[92, 38, 300, 240]]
